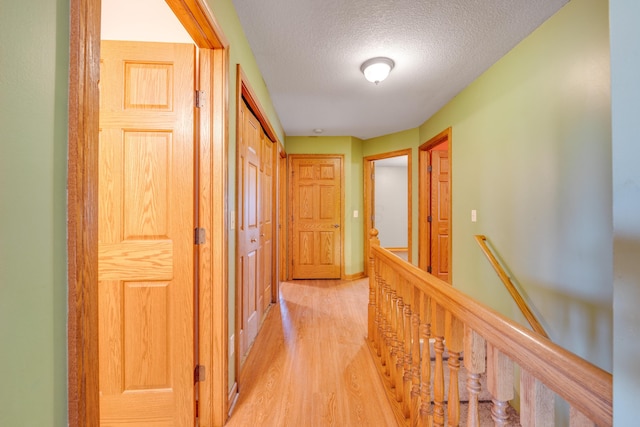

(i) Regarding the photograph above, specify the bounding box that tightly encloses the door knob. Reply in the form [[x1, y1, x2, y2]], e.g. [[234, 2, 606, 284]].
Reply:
[[333, 224, 340, 228], [251, 238, 257, 243]]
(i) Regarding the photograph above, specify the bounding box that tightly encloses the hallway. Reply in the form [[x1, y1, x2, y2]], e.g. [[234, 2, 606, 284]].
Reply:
[[226, 279, 398, 426]]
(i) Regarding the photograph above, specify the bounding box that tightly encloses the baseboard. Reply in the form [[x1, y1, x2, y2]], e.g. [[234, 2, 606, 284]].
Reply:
[[227, 382, 239, 418], [344, 271, 366, 280]]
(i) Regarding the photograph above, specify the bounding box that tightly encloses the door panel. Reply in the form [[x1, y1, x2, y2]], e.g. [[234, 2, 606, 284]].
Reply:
[[260, 130, 274, 311], [431, 149, 449, 282], [291, 156, 343, 279], [98, 41, 195, 426]]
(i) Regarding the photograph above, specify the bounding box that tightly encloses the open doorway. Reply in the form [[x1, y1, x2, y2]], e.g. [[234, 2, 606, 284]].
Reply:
[[418, 128, 452, 283], [364, 149, 412, 266]]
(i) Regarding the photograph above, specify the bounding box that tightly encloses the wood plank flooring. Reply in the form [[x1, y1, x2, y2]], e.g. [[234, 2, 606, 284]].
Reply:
[[225, 279, 398, 426]]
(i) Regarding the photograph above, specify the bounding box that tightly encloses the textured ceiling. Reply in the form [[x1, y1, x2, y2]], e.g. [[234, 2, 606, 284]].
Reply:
[[231, 0, 569, 140]]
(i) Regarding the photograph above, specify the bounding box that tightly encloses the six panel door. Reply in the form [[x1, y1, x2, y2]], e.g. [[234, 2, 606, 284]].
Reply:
[[98, 41, 196, 426]]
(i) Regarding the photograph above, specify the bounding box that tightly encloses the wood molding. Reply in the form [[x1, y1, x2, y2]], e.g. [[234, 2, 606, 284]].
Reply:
[[67, 0, 100, 425], [237, 65, 280, 144], [344, 272, 366, 281], [68, 1, 229, 425]]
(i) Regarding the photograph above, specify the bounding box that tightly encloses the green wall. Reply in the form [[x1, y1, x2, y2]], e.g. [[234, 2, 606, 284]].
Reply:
[[611, 0, 640, 424], [0, 0, 69, 425], [285, 136, 365, 276]]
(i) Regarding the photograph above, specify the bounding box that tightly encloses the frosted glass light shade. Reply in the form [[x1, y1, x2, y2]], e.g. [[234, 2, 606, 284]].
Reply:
[[361, 57, 395, 84]]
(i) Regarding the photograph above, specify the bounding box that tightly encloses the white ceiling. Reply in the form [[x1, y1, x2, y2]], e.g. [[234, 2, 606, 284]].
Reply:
[[231, 0, 569, 140]]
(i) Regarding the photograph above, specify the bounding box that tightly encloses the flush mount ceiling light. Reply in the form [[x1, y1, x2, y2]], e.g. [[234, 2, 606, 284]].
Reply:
[[360, 57, 395, 84]]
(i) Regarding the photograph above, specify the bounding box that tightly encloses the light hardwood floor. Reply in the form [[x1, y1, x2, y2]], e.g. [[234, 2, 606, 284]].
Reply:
[[225, 279, 398, 426]]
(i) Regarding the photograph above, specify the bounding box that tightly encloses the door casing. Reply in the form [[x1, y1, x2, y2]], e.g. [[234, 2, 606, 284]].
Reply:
[[67, 1, 229, 425], [418, 128, 453, 283]]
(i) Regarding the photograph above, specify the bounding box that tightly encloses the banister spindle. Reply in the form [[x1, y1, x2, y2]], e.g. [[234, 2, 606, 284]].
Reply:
[[419, 293, 433, 427], [521, 369, 554, 426], [464, 326, 486, 427], [445, 312, 463, 427], [410, 287, 422, 426], [401, 281, 413, 418], [487, 343, 514, 427], [432, 302, 446, 427], [368, 229, 379, 346]]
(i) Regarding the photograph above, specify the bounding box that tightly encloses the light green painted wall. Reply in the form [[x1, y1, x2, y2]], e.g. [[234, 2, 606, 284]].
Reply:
[[0, 0, 69, 425], [285, 136, 365, 276], [610, 0, 640, 424]]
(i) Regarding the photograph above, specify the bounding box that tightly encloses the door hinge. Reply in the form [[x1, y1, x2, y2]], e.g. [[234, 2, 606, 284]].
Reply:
[[427, 216, 432, 223], [195, 90, 205, 108], [427, 266, 432, 273], [427, 165, 433, 173], [195, 227, 206, 245], [194, 365, 206, 383]]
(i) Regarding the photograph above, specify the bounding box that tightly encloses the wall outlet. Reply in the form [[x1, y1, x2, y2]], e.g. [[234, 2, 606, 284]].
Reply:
[[471, 209, 477, 222], [353, 210, 359, 218]]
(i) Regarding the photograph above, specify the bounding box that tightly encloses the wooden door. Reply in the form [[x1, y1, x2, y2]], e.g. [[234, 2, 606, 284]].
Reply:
[[237, 101, 262, 359], [430, 150, 450, 282], [98, 41, 195, 426], [290, 155, 343, 279]]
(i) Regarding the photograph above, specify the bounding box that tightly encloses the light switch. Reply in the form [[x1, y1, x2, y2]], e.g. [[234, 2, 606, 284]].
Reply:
[[231, 211, 236, 229], [471, 210, 477, 222], [353, 210, 359, 218]]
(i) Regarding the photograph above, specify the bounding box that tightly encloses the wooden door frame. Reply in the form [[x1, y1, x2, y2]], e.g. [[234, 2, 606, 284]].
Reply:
[[278, 146, 287, 284], [67, 1, 229, 426], [363, 149, 413, 268], [233, 65, 281, 394], [418, 128, 452, 281], [287, 154, 345, 280]]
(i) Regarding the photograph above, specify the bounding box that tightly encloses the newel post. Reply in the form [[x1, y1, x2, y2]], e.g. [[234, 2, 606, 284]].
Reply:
[[368, 228, 380, 343]]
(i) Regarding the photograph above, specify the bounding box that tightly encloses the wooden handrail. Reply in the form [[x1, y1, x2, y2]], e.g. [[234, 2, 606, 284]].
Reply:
[[367, 229, 612, 426], [474, 235, 549, 339]]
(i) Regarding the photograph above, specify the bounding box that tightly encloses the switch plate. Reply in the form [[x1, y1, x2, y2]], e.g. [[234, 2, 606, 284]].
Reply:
[[353, 210, 359, 218], [471, 210, 477, 222], [230, 211, 235, 229]]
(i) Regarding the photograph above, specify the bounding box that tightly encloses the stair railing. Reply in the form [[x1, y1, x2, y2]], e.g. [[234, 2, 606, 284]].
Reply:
[[474, 234, 548, 339], [367, 229, 612, 427]]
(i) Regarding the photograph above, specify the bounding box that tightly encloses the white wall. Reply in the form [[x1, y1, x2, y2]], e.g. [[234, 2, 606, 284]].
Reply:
[[374, 160, 408, 248]]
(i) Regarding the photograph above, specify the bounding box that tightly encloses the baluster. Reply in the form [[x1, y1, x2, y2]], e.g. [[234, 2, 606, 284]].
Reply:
[[389, 287, 399, 388], [410, 287, 422, 427], [445, 312, 463, 426], [395, 293, 405, 400], [463, 327, 486, 427], [375, 262, 384, 357], [432, 303, 446, 427], [521, 369, 554, 426], [384, 272, 395, 377], [419, 293, 433, 427], [487, 343, 514, 427], [367, 229, 379, 345], [569, 406, 595, 427], [402, 284, 413, 418]]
